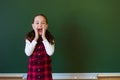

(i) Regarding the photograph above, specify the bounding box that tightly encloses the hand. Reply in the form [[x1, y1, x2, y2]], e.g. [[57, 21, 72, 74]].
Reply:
[[42, 25, 48, 40], [32, 25, 39, 41]]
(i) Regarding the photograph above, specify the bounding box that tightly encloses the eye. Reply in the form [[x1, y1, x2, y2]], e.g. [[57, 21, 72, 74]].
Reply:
[[36, 22, 39, 24], [42, 23, 45, 24], [41, 22, 46, 24]]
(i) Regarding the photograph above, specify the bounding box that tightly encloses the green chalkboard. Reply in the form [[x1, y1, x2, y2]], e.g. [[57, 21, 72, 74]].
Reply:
[[0, 0, 120, 73]]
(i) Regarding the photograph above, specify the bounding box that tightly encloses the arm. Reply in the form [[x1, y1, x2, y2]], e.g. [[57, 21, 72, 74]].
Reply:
[[42, 39, 55, 56], [24, 22, 39, 56], [25, 39, 37, 56]]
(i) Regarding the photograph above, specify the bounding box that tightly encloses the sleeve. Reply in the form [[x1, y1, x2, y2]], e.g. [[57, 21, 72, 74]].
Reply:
[[25, 39, 37, 56], [42, 39, 55, 56]]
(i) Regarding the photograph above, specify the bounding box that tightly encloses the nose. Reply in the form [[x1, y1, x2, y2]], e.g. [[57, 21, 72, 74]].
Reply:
[[38, 24, 42, 28]]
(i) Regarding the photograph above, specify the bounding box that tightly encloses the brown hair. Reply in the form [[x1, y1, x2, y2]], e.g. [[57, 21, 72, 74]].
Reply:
[[25, 14, 54, 45]]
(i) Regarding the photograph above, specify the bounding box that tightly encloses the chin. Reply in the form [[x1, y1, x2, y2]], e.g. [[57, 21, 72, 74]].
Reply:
[[39, 34, 42, 36], [38, 33, 42, 36]]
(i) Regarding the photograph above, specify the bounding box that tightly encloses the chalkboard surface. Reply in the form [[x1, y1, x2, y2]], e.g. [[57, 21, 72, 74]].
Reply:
[[0, 0, 120, 73]]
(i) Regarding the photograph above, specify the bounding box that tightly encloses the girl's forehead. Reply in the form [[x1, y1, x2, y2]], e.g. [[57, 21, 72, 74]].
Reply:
[[34, 16, 45, 20], [34, 16, 46, 23]]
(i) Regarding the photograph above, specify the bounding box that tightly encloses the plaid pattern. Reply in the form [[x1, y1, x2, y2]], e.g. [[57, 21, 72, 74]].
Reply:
[[27, 38, 52, 80]]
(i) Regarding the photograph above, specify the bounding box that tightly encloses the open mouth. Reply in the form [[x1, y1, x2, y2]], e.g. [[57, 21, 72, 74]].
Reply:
[[38, 29, 43, 32]]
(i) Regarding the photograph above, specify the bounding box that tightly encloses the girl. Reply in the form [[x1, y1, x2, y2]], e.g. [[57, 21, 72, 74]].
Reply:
[[25, 14, 55, 80]]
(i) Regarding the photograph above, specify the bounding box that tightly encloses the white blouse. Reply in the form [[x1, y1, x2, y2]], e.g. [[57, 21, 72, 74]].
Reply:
[[25, 39, 55, 56]]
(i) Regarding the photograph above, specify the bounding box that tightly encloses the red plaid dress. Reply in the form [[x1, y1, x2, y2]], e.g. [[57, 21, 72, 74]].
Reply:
[[27, 38, 53, 80]]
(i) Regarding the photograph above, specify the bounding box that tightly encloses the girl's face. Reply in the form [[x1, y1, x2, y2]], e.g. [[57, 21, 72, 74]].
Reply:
[[32, 15, 48, 35]]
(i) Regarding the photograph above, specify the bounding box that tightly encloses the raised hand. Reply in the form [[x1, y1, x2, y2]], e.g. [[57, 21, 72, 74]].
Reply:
[[32, 25, 39, 41], [42, 25, 48, 40]]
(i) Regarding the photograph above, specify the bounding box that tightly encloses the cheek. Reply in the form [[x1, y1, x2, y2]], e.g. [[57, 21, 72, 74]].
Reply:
[[43, 25, 48, 29], [45, 24, 48, 29], [32, 24, 37, 29], [33, 24, 37, 27]]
